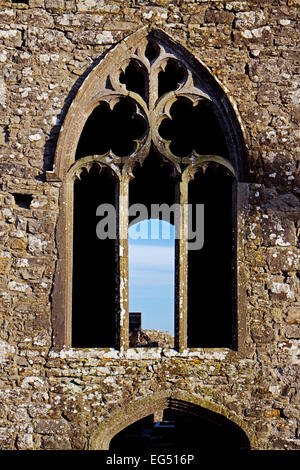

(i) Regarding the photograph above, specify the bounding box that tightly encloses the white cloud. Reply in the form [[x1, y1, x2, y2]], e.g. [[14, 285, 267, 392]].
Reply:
[[129, 218, 175, 242], [130, 269, 174, 287], [129, 244, 174, 271]]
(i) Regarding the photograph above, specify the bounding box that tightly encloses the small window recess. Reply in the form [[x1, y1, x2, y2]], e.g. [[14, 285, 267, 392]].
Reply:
[[12, 0, 29, 4], [12, 193, 32, 209]]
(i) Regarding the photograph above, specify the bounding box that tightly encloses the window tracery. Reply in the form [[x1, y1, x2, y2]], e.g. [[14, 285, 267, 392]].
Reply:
[[48, 30, 248, 353]]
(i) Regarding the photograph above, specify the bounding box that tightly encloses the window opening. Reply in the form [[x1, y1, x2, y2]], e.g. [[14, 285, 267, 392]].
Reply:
[[158, 59, 186, 98], [72, 164, 118, 348], [129, 219, 175, 348], [145, 40, 160, 63], [110, 408, 250, 451], [120, 60, 148, 103], [129, 150, 177, 211], [188, 164, 236, 348], [129, 151, 177, 348], [75, 98, 147, 159], [12, 193, 32, 209], [158, 98, 228, 158]]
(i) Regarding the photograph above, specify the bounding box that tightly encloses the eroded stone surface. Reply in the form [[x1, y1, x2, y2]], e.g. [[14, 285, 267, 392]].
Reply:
[[0, 0, 299, 451]]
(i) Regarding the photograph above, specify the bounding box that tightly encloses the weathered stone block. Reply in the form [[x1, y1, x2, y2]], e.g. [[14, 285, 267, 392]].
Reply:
[[76, 0, 120, 13], [240, 104, 270, 131], [29, 0, 45, 7], [264, 409, 280, 418], [103, 21, 139, 31], [42, 434, 71, 450], [251, 324, 275, 344], [248, 58, 291, 83], [270, 281, 295, 301], [269, 6, 298, 21], [287, 0, 300, 5], [204, 10, 234, 24], [0, 29, 22, 48], [10, 238, 27, 251], [16, 433, 34, 450], [261, 217, 297, 248], [233, 26, 273, 45], [27, 235, 48, 255], [257, 84, 280, 104], [33, 418, 69, 435], [267, 247, 300, 274], [67, 29, 119, 45], [17, 9, 55, 27], [55, 12, 104, 27], [285, 306, 300, 325], [285, 325, 300, 339], [234, 10, 266, 29], [45, 0, 65, 10], [0, 8, 16, 23], [0, 431, 16, 451], [187, 9, 206, 25], [225, 2, 250, 12], [263, 193, 299, 213], [291, 105, 300, 125], [0, 257, 11, 274], [27, 218, 55, 235]]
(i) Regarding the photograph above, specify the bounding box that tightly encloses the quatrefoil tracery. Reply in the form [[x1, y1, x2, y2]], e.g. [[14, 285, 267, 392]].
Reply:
[[74, 37, 229, 178]]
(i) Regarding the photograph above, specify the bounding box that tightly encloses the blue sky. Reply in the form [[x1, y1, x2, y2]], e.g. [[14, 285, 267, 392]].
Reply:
[[128, 219, 175, 334]]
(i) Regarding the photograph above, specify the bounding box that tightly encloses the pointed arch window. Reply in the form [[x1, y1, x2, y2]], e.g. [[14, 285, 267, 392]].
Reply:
[[48, 30, 248, 353]]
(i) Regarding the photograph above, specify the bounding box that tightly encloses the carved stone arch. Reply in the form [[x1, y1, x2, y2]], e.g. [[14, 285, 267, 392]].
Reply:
[[47, 26, 249, 183], [89, 390, 256, 450]]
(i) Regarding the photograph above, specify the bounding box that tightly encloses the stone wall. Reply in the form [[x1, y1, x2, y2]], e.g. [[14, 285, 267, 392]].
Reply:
[[139, 330, 175, 348], [0, 0, 299, 450]]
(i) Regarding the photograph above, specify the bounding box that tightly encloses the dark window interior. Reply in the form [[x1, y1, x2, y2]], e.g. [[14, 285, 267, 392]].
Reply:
[[145, 40, 160, 63], [158, 97, 229, 159], [187, 164, 236, 348], [12, 193, 32, 209], [110, 407, 250, 451], [72, 165, 117, 348], [75, 98, 146, 159], [129, 148, 177, 221], [120, 59, 148, 103], [158, 59, 186, 97]]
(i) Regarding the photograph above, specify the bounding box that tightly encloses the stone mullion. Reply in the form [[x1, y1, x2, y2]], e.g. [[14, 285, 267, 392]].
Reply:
[[118, 172, 130, 352], [148, 60, 158, 117], [53, 179, 74, 348], [64, 180, 74, 348], [175, 175, 189, 352]]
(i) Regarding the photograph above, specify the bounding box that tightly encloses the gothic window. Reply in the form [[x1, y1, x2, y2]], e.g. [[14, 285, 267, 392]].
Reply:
[[48, 30, 248, 352]]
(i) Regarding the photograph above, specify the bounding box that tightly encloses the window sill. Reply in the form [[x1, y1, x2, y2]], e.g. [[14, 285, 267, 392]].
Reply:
[[49, 346, 240, 361]]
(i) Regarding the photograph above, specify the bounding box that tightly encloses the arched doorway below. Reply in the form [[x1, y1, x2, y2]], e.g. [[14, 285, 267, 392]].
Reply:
[[109, 407, 250, 451]]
